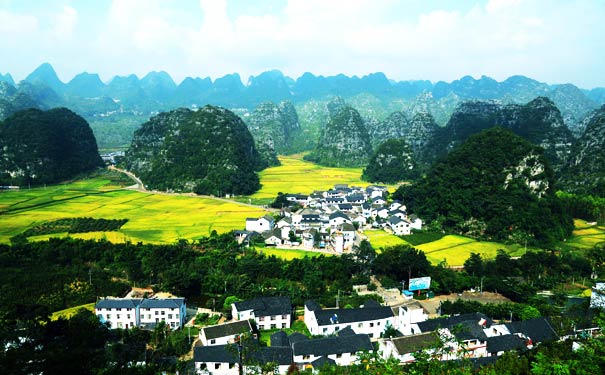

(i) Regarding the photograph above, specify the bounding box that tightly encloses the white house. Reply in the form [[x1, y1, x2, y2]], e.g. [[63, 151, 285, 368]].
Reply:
[[194, 344, 293, 375], [199, 320, 253, 346], [292, 332, 373, 367], [329, 211, 351, 228], [95, 298, 141, 329], [379, 332, 445, 363], [396, 304, 428, 336], [409, 214, 423, 230], [263, 229, 283, 246], [139, 298, 187, 330], [232, 297, 292, 330], [387, 216, 411, 236], [304, 300, 395, 339], [245, 215, 275, 233], [96, 297, 186, 330]]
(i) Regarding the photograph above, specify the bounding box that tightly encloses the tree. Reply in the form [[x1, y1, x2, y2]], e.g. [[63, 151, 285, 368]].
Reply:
[[464, 253, 484, 277]]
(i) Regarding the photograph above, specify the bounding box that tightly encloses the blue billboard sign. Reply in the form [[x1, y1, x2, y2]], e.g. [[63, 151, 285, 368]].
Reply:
[[408, 277, 431, 291]]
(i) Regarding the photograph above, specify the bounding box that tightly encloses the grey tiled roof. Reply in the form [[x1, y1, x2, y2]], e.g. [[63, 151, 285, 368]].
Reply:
[[486, 334, 526, 353], [194, 345, 293, 366], [139, 298, 185, 309], [95, 298, 141, 309], [293, 334, 373, 357], [233, 296, 291, 317], [202, 320, 252, 340], [506, 318, 558, 343], [312, 303, 394, 325], [392, 332, 440, 354]]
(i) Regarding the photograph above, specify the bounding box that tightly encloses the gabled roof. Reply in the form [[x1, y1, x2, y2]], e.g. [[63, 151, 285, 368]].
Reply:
[[311, 356, 336, 369], [96, 298, 142, 309], [293, 334, 373, 357], [337, 327, 356, 337], [262, 229, 282, 240], [346, 194, 365, 202], [337, 203, 353, 210], [409, 214, 420, 221], [288, 332, 309, 345], [262, 215, 275, 222], [505, 318, 558, 343], [202, 320, 253, 340], [305, 300, 321, 312], [388, 216, 403, 225], [194, 344, 293, 366], [391, 332, 441, 355], [329, 211, 349, 220], [233, 296, 291, 317], [270, 331, 289, 347], [341, 223, 356, 232], [417, 313, 493, 341], [486, 334, 526, 354], [361, 203, 371, 210], [312, 303, 394, 326], [140, 298, 185, 309]]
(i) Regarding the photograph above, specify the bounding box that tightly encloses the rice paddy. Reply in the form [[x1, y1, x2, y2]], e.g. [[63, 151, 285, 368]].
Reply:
[[50, 303, 96, 321], [564, 219, 605, 250], [256, 247, 330, 260], [0, 177, 267, 244], [363, 229, 409, 250], [417, 235, 526, 266], [249, 154, 399, 200]]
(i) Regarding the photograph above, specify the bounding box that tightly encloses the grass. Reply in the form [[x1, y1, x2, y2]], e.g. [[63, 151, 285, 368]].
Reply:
[[259, 320, 310, 345], [363, 230, 409, 251], [248, 154, 399, 201], [256, 247, 331, 260], [50, 303, 96, 321], [0, 176, 267, 244], [416, 235, 526, 266]]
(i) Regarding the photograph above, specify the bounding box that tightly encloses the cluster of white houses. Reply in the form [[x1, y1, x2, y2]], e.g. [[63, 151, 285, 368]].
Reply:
[[239, 184, 422, 253], [193, 296, 560, 374], [95, 297, 187, 330]]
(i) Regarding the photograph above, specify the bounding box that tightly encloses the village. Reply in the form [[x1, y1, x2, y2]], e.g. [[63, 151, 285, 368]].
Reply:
[[237, 184, 422, 253], [94, 282, 605, 375]]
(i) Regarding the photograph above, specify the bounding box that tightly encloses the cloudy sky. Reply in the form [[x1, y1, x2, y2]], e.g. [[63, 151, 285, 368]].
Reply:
[[1, 0, 603, 88]]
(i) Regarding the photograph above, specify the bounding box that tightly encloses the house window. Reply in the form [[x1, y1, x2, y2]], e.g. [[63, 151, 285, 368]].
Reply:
[[168, 314, 172, 319], [377, 322, 380, 326], [282, 323, 286, 328], [282, 315, 288, 319], [358, 323, 363, 328], [271, 324, 276, 329], [175, 314, 179, 319], [215, 363, 221, 370], [127, 314, 131, 319], [370, 323, 374, 327], [155, 311, 159, 315], [107, 314, 112, 319], [303, 355, 310, 360], [210, 339, 216, 344], [259, 316, 265, 322], [117, 314, 121, 319], [161, 311, 165, 315], [229, 363, 236, 369], [336, 354, 342, 358], [271, 316, 276, 320], [323, 328, 328, 333]]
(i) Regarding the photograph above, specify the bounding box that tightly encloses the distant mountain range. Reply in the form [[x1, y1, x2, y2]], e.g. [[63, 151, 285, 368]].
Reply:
[[1, 63, 603, 124]]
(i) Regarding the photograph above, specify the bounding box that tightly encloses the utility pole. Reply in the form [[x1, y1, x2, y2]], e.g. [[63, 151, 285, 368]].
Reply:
[[89, 269, 92, 285], [336, 290, 341, 308]]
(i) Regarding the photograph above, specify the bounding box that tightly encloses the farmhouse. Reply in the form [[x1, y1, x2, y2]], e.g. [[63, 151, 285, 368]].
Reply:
[[304, 300, 395, 338], [245, 215, 275, 232], [292, 332, 374, 367], [199, 320, 254, 346], [95, 296, 186, 330], [379, 332, 445, 363], [194, 344, 293, 375], [232, 296, 292, 330]]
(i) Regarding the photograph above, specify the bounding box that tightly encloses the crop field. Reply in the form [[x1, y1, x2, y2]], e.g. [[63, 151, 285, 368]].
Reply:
[[0, 177, 267, 244], [257, 247, 330, 260], [249, 154, 399, 201], [416, 235, 525, 266], [363, 230, 409, 250], [565, 219, 605, 250]]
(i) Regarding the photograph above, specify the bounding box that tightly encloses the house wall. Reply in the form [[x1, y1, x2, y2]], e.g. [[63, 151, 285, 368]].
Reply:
[[397, 307, 427, 335], [232, 306, 254, 321], [245, 218, 273, 233], [140, 306, 184, 329], [294, 352, 359, 367], [96, 307, 138, 329], [313, 316, 394, 338], [195, 361, 238, 375], [256, 314, 291, 330]]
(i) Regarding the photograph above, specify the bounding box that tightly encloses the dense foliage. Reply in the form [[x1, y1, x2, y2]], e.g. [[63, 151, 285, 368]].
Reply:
[[0, 108, 103, 186], [362, 138, 419, 183], [20, 217, 128, 237], [122, 106, 264, 195], [394, 128, 574, 244]]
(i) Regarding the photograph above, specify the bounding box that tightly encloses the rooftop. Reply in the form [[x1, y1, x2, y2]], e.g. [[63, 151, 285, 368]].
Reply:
[[233, 296, 292, 317], [293, 334, 373, 357], [202, 320, 253, 340]]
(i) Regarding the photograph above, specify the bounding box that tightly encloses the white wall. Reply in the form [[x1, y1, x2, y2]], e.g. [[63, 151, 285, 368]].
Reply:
[[255, 314, 291, 330], [140, 306, 183, 329], [96, 307, 138, 329]]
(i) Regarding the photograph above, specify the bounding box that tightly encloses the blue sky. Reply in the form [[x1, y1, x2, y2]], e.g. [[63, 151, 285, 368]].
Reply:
[[1, 0, 603, 88]]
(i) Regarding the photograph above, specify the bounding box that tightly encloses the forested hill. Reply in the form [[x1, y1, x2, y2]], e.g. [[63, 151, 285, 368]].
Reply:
[[560, 105, 605, 195], [394, 127, 573, 244], [0, 108, 103, 186], [304, 105, 373, 167], [121, 105, 264, 195], [423, 97, 574, 171]]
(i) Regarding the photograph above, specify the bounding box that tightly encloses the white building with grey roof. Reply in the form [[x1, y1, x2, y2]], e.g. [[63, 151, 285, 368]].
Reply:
[[232, 296, 292, 330], [95, 296, 186, 330], [304, 300, 395, 339]]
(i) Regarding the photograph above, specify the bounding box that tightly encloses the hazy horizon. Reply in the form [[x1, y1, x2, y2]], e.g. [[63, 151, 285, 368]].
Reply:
[[1, 0, 604, 88]]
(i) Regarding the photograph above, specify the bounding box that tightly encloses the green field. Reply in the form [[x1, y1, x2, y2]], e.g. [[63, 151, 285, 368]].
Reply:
[[417, 235, 526, 266], [256, 247, 330, 260], [0, 176, 267, 244], [364, 229, 409, 250], [565, 219, 605, 250], [249, 154, 398, 201]]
